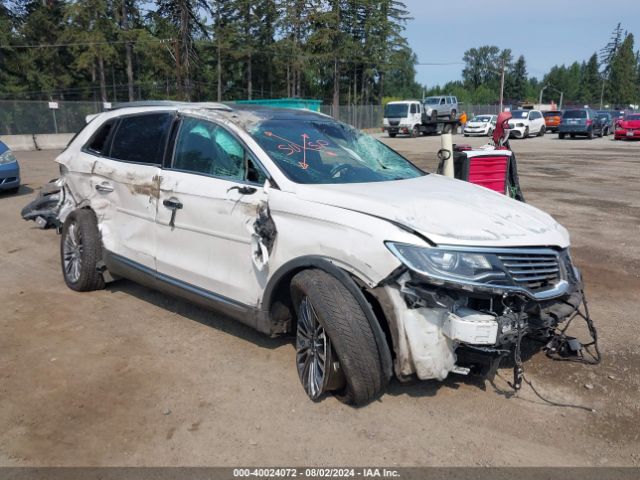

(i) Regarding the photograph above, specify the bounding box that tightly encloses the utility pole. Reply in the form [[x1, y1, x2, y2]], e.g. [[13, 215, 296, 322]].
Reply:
[[499, 59, 505, 112], [559, 91, 564, 109], [539, 85, 548, 110]]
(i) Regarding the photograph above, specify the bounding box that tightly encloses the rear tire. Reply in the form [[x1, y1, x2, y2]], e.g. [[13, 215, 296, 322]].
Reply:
[[559, 133, 565, 139], [587, 129, 594, 139], [60, 209, 105, 292], [290, 269, 387, 405]]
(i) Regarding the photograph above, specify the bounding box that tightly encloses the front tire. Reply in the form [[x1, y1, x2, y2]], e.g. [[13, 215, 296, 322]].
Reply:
[[559, 132, 565, 139], [388, 132, 396, 138], [61, 209, 105, 292], [538, 125, 546, 137], [411, 125, 419, 138], [524, 126, 530, 138], [290, 269, 387, 405]]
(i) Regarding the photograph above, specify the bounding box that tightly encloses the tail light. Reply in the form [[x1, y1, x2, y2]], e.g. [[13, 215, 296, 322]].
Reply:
[[586, 119, 593, 126]]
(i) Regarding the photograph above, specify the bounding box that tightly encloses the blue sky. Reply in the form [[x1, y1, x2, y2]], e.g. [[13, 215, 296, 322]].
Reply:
[[402, 0, 640, 87]]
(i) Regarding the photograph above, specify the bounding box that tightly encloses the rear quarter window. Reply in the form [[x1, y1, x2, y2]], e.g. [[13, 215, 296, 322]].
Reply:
[[85, 120, 116, 155], [110, 113, 174, 164]]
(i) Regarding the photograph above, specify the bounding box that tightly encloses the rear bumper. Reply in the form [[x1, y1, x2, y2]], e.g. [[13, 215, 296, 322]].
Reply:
[[0, 161, 20, 191], [614, 129, 640, 140], [558, 125, 589, 134]]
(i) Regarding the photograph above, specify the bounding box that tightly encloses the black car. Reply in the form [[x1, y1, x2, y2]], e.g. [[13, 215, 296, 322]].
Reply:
[[596, 111, 614, 136], [558, 108, 604, 139]]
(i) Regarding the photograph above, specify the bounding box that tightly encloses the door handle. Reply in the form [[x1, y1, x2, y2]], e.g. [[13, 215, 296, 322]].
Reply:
[[163, 198, 183, 228], [95, 183, 114, 193], [227, 185, 257, 195], [163, 198, 183, 210]]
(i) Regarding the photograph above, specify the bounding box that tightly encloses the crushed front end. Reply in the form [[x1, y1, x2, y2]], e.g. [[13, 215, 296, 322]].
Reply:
[[375, 243, 599, 387]]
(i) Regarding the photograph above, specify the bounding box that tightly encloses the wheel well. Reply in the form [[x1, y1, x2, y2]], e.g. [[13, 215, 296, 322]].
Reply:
[[264, 261, 394, 379], [264, 259, 393, 344]]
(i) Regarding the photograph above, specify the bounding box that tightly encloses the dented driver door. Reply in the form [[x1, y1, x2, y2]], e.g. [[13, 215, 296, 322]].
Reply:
[[154, 116, 270, 307]]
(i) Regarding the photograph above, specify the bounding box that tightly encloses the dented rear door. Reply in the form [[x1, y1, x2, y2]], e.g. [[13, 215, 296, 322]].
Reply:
[[87, 112, 174, 269]]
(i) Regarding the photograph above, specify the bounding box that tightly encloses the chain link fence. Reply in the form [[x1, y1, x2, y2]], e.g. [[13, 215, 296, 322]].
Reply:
[[0, 100, 107, 135], [1, 100, 504, 136]]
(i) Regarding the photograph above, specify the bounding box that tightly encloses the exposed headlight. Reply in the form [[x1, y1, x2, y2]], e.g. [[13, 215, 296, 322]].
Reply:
[[0, 150, 18, 165], [386, 242, 507, 285]]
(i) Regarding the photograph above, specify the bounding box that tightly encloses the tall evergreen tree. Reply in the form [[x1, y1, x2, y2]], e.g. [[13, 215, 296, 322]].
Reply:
[[609, 33, 637, 106], [579, 53, 600, 105]]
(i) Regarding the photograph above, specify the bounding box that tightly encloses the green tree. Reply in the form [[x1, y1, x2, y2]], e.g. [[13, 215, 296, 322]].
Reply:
[[609, 33, 638, 106], [156, 0, 210, 100], [63, 0, 117, 103], [579, 53, 600, 105], [505, 55, 528, 101]]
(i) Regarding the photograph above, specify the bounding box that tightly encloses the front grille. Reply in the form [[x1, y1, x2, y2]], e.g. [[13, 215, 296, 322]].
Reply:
[[498, 251, 561, 292], [389, 120, 400, 126]]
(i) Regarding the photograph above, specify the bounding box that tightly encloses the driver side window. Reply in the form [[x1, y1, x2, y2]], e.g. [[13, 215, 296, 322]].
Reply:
[[173, 117, 266, 184]]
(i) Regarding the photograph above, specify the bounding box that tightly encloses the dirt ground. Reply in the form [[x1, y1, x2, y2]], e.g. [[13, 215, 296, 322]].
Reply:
[[1, 133, 639, 467]]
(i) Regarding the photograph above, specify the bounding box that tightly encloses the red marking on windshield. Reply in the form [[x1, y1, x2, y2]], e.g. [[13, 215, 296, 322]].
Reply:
[[264, 131, 336, 168]]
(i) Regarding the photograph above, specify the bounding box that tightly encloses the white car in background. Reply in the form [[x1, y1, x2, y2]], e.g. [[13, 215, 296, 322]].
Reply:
[[463, 114, 497, 137], [507, 109, 546, 138]]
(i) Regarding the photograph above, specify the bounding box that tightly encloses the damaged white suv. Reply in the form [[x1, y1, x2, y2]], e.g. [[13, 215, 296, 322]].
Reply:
[[23, 103, 590, 405]]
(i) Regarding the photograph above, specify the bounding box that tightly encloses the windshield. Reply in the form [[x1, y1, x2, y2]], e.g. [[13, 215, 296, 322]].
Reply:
[[625, 114, 640, 121], [509, 110, 529, 119], [563, 110, 587, 119], [471, 115, 492, 123], [424, 97, 440, 105], [251, 119, 424, 184], [544, 111, 561, 117], [384, 103, 409, 117]]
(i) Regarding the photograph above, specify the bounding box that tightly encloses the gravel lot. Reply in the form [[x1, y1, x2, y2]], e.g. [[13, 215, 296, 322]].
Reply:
[[1, 133, 639, 467]]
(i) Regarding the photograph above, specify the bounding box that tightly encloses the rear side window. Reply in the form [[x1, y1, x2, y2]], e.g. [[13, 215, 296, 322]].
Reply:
[[110, 113, 174, 164], [86, 120, 115, 155]]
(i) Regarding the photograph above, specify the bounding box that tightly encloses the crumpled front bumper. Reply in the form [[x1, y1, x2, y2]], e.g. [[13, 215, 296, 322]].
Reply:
[[372, 266, 584, 382]]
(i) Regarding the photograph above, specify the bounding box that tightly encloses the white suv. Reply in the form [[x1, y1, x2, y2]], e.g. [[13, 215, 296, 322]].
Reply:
[[508, 109, 546, 138], [24, 102, 587, 404]]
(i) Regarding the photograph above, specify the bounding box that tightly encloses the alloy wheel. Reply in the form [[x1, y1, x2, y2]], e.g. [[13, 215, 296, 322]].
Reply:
[[296, 296, 338, 400], [63, 221, 83, 284]]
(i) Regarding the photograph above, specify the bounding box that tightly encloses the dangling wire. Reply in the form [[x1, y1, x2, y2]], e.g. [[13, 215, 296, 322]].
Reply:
[[500, 291, 600, 411], [544, 288, 601, 365]]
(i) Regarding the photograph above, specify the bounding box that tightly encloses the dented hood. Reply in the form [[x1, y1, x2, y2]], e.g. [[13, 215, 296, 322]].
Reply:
[[295, 174, 570, 248]]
